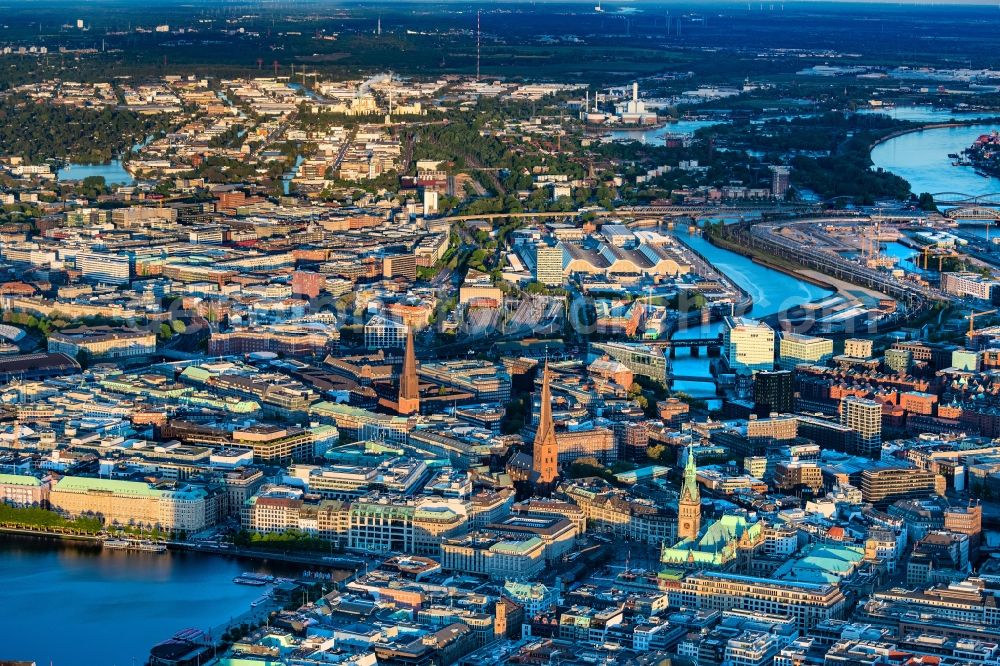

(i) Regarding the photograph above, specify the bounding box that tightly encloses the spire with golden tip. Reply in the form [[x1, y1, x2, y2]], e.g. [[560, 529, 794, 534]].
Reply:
[[532, 362, 559, 488], [397, 326, 419, 415]]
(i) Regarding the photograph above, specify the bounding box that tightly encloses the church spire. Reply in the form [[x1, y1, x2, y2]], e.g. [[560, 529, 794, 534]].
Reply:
[[681, 446, 699, 503], [397, 326, 419, 415], [532, 362, 559, 490]]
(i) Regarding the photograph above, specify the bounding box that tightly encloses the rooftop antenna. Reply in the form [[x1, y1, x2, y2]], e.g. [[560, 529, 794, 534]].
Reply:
[[476, 10, 481, 82]]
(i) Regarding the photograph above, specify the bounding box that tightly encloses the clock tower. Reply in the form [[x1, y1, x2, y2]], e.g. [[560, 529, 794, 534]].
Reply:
[[678, 446, 701, 541]]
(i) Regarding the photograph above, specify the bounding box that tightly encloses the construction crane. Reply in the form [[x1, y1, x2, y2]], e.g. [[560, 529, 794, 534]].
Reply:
[[921, 246, 962, 272], [969, 309, 997, 336], [861, 212, 883, 264]]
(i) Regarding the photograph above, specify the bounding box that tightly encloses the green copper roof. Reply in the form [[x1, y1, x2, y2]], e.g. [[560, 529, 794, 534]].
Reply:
[[53, 476, 206, 500], [179, 366, 213, 383], [55, 476, 162, 498], [773, 543, 865, 584], [0, 473, 42, 487], [491, 536, 543, 555], [661, 514, 763, 568]]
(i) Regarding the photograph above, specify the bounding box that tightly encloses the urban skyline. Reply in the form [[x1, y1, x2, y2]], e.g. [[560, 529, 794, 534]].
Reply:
[[1, 2, 1000, 666]]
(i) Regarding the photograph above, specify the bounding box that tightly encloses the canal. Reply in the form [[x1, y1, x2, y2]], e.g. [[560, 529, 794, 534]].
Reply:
[[669, 226, 834, 402], [0, 535, 296, 666]]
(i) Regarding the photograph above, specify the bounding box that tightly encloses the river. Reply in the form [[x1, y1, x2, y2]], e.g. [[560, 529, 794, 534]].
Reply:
[[857, 105, 1000, 124], [609, 119, 722, 143], [871, 123, 1000, 198], [0, 536, 298, 666]]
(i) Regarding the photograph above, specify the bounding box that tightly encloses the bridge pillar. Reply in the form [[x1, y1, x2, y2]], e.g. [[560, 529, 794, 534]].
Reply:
[[669, 347, 676, 359], [707, 345, 721, 357], [690, 346, 700, 357]]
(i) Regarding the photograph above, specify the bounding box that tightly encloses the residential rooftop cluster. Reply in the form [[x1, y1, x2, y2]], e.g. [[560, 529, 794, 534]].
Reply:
[[1, 28, 1000, 663]]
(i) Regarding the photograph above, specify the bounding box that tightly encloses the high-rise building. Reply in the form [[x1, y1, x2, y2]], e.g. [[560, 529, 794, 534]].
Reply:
[[422, 188, 439, 217], [532, 363, 559, 492], [860, 468, 943, 509], [291, 270, 326, 299], [952, 349, 980, 372], [884, 348, 912, 374], [778, 332, 833, 370], [844, 338, 874, 359], [397, 327, 420, 416], [770, 165, 791, 198], [535, 242, 565, 287], [941, 272, 1000, 303], [382, 253, 416, 281], [76, 251, 133, 285], [723, 317, 775, 375], [840, 396, 882, 457], [364, 314, 407, 350], [944, 500, 982, 551], [752, 370, 795, 417], [677, 447, 701, 541]]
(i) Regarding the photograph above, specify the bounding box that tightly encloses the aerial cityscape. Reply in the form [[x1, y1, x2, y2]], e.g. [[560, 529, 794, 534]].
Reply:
[[7, 1, 1000, 665]]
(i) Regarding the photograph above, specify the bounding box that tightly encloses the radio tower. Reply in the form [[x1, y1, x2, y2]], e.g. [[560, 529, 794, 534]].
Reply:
[[476, 10, 481, 82]]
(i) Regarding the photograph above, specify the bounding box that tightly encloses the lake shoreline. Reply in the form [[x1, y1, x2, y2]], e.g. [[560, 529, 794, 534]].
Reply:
[[0, 525, 362, 569]]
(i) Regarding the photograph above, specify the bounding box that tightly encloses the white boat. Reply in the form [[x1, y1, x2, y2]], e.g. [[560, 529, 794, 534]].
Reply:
[[239, 572, 274, 582], [233, 576, 267, 587], [250, 593, 272, 607], [102, 537, 166, 553]]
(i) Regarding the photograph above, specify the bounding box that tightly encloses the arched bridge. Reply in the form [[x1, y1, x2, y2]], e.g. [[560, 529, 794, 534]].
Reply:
[[945, 205, 1000, 222], [931, 192, 1000, 207]]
